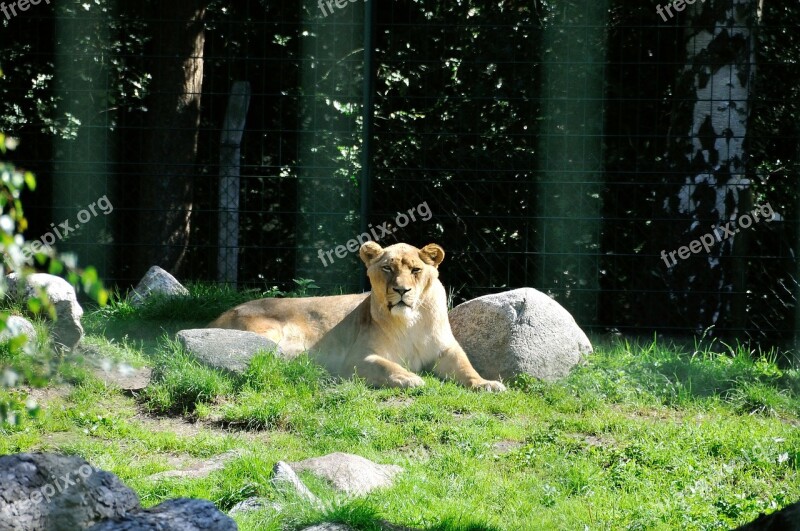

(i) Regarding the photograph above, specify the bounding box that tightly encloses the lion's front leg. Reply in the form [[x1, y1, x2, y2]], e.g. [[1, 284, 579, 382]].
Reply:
[[433, 344, 506, 392], [356, 354, 425, 389]]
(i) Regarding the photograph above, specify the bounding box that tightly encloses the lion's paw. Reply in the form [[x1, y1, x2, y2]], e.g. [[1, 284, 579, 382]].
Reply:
[[473, 379, 507, 392], [390, 373, 425, 389]]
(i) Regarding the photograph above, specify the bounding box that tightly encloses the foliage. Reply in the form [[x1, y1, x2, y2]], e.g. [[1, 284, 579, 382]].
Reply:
[[0, 0, 151, 138], [0, 129, 108, 426]]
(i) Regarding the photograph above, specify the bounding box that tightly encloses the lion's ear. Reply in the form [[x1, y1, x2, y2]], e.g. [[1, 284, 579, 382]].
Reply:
[[419, 244, 445, 268], [360, 241, 384, 266]]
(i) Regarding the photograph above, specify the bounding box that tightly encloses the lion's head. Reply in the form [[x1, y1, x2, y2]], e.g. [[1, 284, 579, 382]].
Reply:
[[359, 242, 445, 322]]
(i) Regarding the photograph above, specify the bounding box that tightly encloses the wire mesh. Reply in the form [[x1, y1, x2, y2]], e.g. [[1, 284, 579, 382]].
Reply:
[[1, 0, 798, 350]]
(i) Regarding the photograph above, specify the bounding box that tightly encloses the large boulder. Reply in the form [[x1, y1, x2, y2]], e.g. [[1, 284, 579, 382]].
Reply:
[[0, 453, 140, 531], [177, 328, 280, 375], [86, 498, 237, 531], [449, 287, 592, 382], [6, 273, 83, 350], [288, 453, 403, 496], [0, 453, 235, 531], [129, 266, 189, 307]]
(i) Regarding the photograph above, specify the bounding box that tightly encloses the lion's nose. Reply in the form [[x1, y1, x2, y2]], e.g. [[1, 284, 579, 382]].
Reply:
[[393, 287, 411, 296]]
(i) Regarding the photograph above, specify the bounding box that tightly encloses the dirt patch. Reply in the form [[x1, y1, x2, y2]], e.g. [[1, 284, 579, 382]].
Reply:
[[94, 366, 152, 391], [130, 407, 277, 445], [22, 385, 72, 406], [381, 396, 414, 408], [613, 404, 685, 423], [568, 433, 616, 449], [491, 440, 523, 455], [395, 444, 430, 461], [129, 412, 211, 439]]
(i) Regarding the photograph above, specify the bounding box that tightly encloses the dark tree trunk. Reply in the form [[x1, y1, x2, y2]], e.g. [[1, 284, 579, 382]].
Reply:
[[138, 0, 208, 275]]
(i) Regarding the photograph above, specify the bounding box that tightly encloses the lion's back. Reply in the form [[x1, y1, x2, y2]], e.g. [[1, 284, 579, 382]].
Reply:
[[207, 292, 369, 350]]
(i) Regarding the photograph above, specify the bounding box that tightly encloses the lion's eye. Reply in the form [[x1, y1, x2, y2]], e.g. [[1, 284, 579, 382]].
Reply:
[[381, 265, 392, 272], [411, 268, 421, 275]]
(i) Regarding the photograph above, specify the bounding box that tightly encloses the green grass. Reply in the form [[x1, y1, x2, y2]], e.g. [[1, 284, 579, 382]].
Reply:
[[2, 288, 799, 530]]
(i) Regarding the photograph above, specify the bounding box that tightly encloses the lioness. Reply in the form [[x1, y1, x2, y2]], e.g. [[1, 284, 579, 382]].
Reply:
[[208, 242, 506, 391]]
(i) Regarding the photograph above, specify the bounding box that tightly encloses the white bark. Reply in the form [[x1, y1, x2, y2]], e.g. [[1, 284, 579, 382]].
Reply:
[[673, 1, 753, 224], [664, 0, 758, 327]]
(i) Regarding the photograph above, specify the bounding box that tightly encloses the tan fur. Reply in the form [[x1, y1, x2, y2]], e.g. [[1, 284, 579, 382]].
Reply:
[[208, 242, 506, 391]]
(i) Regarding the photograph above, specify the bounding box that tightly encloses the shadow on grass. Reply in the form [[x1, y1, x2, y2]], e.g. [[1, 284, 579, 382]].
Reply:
[[574, 337, 800, 414], [80, 283, 270, 356]]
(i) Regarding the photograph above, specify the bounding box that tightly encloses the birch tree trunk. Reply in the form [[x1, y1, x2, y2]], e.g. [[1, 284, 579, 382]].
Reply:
[[217, 81, 251, 286], [661, 0, 759, 332]]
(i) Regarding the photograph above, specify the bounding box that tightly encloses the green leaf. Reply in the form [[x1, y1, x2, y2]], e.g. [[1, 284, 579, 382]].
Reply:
[[96, 288, 109, 306], [24, 172, 36, 191], [26, 298, 42, 314], [47, 260, 64, 276]]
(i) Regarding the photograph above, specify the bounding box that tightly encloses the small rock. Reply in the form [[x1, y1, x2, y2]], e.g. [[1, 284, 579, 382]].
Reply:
[[7, 273, 84, 350], [272, 461, 319, 505], [147, 450, 239, 481], [449, 287, 592, 382], [0, 452, 140, 531], [0, 316, 36, 344], [228, 497, 279, 516], [86, 498, 237, 531], [129, 266, 189, 307], [289, 453, 403, 496], [177, 328, 280, 375]]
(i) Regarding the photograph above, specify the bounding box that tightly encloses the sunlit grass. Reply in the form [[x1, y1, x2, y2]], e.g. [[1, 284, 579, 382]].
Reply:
[[1, 286, 799, 530]]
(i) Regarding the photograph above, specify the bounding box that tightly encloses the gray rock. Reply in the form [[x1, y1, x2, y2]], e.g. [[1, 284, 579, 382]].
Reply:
[[271, 461, 319, 505], [228, 497, 279, 516], [6, 273, 83, 350], [0, 316, 36, 344], [86, 498, 237, 531], [177, 328, 280, 375], [289, 453, 403, 496], [0, 452, 140, 531], [449, 287, 592, 382], [147, 450, 239, 481], [129, 266, 189, 307]]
